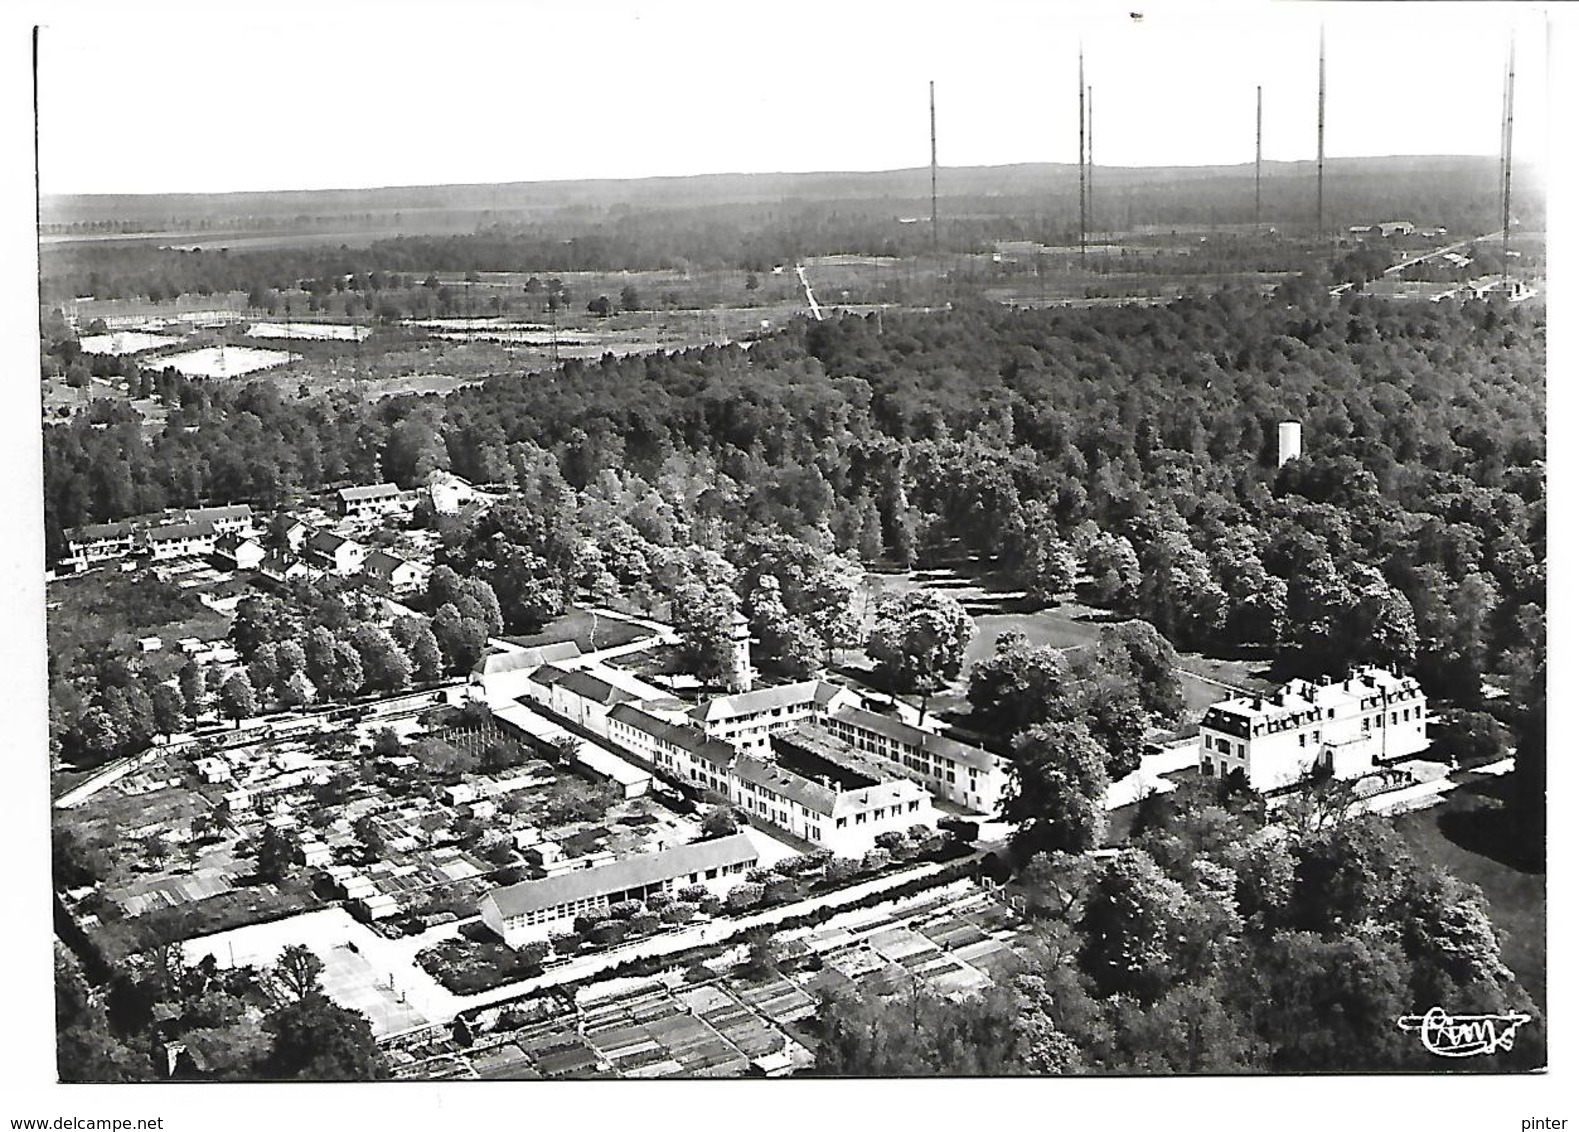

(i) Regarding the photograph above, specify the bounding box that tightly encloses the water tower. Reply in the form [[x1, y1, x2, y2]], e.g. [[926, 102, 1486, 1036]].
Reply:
[[1278, 421, 1303, 467], [724, 610, 752, 693]]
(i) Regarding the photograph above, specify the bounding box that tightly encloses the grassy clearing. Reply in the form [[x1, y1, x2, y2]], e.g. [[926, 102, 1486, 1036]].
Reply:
[[1391, 787, 1545, 1009], [505, 607, 649, 654]]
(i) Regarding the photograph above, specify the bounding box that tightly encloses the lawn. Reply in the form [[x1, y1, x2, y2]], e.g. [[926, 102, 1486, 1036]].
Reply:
[[1390, 786, 1546, 1010], [504, 607, 649, 654]]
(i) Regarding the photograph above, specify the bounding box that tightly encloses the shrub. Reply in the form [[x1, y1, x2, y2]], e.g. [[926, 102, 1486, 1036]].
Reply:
[[573, 908, 612, 935], [645, 892, 674, 914], [825, 857, 861, 883], [683, 961, 713, 984], [607, 899, 644, 920], [860, 847, 891, 873], [726, 881, 766, 910], [906, 823, 934, 842], [677, 884, 708, 904], [589, 920, 629, 946], [661, 901, 698, 925], [745, 867, 774, 886], [769, 858, 802, 878], [548, 930, 582, 955], [873, 831, 907, 852], [698, 895, 724, 916], [629, 911, 662, 936], [517, 941, 550, 968]]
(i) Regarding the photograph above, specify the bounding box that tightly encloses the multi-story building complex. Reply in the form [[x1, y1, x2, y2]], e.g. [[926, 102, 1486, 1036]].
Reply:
[[1197, 666, 1429, 793], [479, 833, 759, 946], [820, 706, 1011, 816], [688, 679, 861, 755]]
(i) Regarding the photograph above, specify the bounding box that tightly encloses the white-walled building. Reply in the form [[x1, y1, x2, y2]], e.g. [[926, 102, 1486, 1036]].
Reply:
[[304, 530, 367, 576], [145, 520, 218, 561], [64, 521, 138, 569], [479, 833, 759, 946], [688, 679, 862, 756], [184, 504, 255, 537], [336, 483, 406, 518], [362, 548, 426, 594], [524, 665, 638, 737], [214, 533, 266, 572], [821, 706, 1011, 816], [1197, 666, 1429, 793]]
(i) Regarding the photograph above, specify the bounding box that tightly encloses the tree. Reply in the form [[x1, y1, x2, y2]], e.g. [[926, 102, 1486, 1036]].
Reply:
[[1094, 621, 1184, 723], [263, 994, 387, 1080], [1076, 850, 1195, 1003], [352, 815, 386, 862], [1083, 533, 1141, 610], [178, 661, 206, 720], [273, 945, 325, 1002], [254, 824, 298, 882], [588, 294, 613, 316], [53, 828, 111, 888], [412, 737, 476, 781], [279, 670, 317, 708], [150, 682, 186, 738], [966, 631, 1079, 741], [349, 625, 411, 693], [392, 616, 445, 684], [430, 603, 488, 675], [219, 671, 257, 727], [619, 284, 641, 311], [700, 806, 739, 840], [1003, 723, 1110, 859], [671, 582, 743, 685], [866, 589, 974, 721]]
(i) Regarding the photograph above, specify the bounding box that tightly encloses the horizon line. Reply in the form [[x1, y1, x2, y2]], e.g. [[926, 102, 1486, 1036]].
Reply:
[[39, 153, 1532, 204]]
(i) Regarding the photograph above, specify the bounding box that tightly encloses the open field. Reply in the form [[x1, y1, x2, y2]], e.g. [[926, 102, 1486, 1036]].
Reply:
[[504, 607, 653, 654], [856, 566, 1263, 725], [156, 344, 296, 378], [1391, 783, 1545, 1009]]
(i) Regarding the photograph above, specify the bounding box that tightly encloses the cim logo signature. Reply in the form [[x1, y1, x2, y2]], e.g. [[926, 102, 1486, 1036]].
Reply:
[[1396, 1006, 1532, 1058]]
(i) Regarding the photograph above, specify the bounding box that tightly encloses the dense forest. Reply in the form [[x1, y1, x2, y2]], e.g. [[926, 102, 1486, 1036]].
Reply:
[[44, 279, 1545, 807], [806, 777, 1543, 1074]]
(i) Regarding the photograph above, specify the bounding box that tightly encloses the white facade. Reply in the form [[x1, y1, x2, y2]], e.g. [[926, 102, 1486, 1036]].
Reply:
[[1278, 421, 1303, 467], [479, 833, 758, 946], [1198, 667, 1429, 793], [821, 706, 1011, 816], [146, 521, 217, 561], [690, 680, 862, 756]]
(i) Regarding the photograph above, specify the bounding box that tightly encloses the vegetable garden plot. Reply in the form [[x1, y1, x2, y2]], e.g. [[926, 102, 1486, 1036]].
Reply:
[[473, 1043, 541, 1080]]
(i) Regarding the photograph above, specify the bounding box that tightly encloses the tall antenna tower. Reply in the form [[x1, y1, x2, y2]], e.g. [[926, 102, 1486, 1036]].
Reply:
[[1316, 26, 1326, 238], [1501, 34, 1516, 274], [1078, 46, 1087, 263], [930, 80, 939, 258], [1255, 85, 1263, 227], [1088, 84, 1095, 239]]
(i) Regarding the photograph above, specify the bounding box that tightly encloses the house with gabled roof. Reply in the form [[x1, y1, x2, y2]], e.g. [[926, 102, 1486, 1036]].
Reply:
[[362, 548, 425, 594], [303, 529, 366, 576], [336, 483, 405, 518]]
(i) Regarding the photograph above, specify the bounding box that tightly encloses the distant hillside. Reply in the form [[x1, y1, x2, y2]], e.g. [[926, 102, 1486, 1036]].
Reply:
[[41, 155, 1540, 232]]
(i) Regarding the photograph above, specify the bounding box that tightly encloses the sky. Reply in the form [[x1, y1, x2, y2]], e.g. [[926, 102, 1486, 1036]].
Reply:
[[34, 0, 1552, 197]]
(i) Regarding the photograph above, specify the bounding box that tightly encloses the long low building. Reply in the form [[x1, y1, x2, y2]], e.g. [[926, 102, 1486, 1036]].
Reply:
[[820, 706, 1011, 817], [479, 832, 759, 946]]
